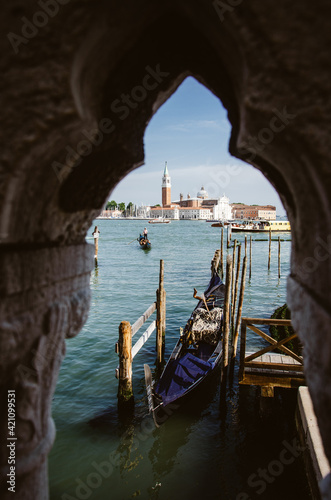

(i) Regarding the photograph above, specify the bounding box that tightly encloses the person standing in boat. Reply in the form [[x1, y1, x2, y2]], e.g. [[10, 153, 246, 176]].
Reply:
[[143, 227, 148, 240]]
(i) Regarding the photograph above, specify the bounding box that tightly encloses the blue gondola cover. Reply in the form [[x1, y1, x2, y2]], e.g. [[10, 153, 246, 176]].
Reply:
[[155, 353, 212, 405]]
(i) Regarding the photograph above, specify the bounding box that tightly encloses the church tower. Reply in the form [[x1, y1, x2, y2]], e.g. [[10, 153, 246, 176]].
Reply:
[[162, 161, 171, 207]]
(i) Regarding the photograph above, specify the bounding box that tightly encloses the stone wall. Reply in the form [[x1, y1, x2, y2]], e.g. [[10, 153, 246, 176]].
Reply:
[[0, 0, 331, 497]]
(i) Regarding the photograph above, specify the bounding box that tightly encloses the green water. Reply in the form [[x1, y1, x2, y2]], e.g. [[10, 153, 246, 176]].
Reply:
[[49, 220, 310, 500]]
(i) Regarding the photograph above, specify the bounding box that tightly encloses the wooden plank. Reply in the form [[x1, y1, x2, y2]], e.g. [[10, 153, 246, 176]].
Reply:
[[132, 320, 156, 359], [245, 324, 303, 363], [131, 302, 156, 336], [240, 373, 305, 389], [242, 317, 292, 326], [244, 361, 304, 372]]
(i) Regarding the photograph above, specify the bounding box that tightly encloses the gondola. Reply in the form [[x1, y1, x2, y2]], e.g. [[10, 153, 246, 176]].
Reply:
[[137, 234, 151, 249], [144, 272, 225, 426]]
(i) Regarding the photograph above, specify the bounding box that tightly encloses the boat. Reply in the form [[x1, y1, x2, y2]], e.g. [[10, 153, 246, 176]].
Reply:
[[148, 217, 171, 224], [137, 234, 151, 249], [144, 272, 225, 426], [231, 220, 291, 232]]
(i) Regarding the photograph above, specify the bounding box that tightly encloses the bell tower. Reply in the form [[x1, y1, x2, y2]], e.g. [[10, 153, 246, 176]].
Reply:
[[162, 161, 171, 207]]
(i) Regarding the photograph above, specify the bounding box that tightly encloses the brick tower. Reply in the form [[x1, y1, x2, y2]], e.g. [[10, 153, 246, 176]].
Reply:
[[162, 161, 171, 207]]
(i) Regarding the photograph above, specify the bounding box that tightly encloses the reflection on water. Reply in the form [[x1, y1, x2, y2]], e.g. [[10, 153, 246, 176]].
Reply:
[[49, 220, 310, 500]]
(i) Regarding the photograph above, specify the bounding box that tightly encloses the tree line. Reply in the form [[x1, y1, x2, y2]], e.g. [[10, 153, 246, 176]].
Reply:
[[105, 200, 135, 216]]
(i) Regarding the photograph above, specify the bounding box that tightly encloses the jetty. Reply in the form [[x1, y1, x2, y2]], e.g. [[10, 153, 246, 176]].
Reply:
[[238, 317, 305, 396]]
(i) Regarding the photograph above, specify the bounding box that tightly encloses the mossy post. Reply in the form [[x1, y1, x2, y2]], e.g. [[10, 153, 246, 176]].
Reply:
[[118, 321, 134, 407], [222, 254, 233, 372], [232, 255, 247, 359], [232, 244, 242, 334], [156, 259, 166, 366]]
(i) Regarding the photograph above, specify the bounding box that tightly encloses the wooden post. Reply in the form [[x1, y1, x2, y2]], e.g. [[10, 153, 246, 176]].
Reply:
[[249, 235, 252, 280], [238, 318, 247, 381], [231, 244, 242, 336], [231, 239, 237, 333], [222, 254, 233, 371], [227, 225, 230, 248], [118, 321, 133, 405], [220, 228, 224, 279], [92, 225, 100, 265], [156, 259, 166, 364], [268, 228, 271, 270], [245, 235, 247, 257], [278, 236, 281, 279], [232, 256, 247, 359]]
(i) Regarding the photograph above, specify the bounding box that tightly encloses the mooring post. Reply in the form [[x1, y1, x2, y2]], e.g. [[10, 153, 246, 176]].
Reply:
[[220, 227, 224, 279], [118, 320, 134, 406], [268, 228, 271, 270], [231, 239, 237, 333], [227, 224, 232, 248], [278, 236, 281, 279], [232, 244, 242, 335], [245, 235, 247, 257], [249, 235, 252, 280], [232, 255, 247, 359], [156, 259, 166, 365], [222, 254, 233, 372], [92, 225, 100, 265]]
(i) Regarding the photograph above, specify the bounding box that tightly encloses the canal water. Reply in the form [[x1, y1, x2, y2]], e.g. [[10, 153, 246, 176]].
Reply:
[[49, 220, 311, 500]]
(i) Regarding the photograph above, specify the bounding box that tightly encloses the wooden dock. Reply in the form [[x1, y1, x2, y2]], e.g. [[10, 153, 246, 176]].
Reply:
[[238, 317, 305, 396]]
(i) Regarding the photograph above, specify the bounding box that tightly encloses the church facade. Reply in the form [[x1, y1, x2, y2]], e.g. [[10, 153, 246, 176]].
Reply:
[[149, 164, 232, 220]]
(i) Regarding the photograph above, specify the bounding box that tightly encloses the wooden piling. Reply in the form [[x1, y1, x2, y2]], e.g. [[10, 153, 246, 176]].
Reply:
[[156, 260, 166, 365], [232, 255, 247, 359], [231, 239, 237, 333], [118, 321, 133, 405], [222, 254, 233, 371], [278, 236, 281, 279], [249, 235, 252, 280], [92, 225, 100, 265], [245, 235, 247, 257], [227, 225, 230, 248], [231, 244, 242, 335], [220, 228, 224, 279], [268, 228, 271, 270]]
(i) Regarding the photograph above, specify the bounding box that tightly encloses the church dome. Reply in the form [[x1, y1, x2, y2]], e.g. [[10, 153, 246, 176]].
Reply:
[[197, 186, 208, 199]]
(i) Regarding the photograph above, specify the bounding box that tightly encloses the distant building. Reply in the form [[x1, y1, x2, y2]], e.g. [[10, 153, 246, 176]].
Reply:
[[150, 164, 232, 220], [162, 162, 171, 207], [231, 204, 276, 220]]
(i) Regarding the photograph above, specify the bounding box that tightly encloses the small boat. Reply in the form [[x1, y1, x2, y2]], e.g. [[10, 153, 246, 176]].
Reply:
[[137, 234, 151, 249], [145, 272, 225, 426], [148, 217, 171, 224], [231, 220, 291, 233]]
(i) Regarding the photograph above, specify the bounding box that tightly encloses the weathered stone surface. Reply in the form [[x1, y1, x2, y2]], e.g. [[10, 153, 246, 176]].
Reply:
[[0, 0, 331, 498]]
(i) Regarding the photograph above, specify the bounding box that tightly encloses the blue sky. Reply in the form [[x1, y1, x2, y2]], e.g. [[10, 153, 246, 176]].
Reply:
[[109, 77, 286, 216]]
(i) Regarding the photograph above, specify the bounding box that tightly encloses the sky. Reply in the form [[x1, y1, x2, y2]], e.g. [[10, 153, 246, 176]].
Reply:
[[109, 77, 286, 216]]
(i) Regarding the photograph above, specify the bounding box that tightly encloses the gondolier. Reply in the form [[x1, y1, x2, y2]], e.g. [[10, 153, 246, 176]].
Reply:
[[143, 227, 148, 238]]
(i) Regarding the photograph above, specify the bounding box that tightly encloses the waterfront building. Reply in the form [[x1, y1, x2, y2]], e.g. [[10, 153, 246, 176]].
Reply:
[[150, 164, 231, 220], [231, 203, 276, 220]]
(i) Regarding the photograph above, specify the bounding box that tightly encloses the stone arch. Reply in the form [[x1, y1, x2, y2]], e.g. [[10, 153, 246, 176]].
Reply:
[[1, 1, 331, 498]]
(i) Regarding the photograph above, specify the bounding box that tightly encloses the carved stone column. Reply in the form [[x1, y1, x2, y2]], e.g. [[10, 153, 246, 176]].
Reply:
[[0, 244, 94, 499]]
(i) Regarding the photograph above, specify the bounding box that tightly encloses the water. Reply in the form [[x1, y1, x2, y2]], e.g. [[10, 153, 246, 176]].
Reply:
[[49, 220, 311, 500]]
